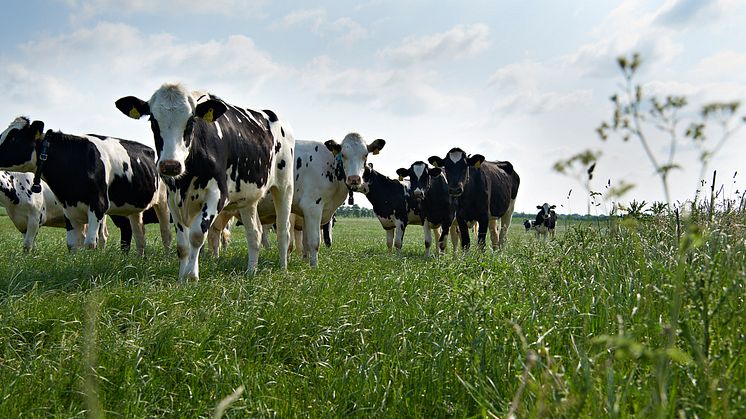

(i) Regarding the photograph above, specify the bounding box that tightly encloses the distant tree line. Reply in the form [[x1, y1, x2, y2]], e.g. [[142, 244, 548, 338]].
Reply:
[[334, 206, 609, 222]]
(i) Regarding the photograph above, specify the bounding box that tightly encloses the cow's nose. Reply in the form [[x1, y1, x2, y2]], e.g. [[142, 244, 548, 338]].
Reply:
[[448, 186, 463, 196], [347, 175, 361, 188], [414, 189, 424, 200], [159, 160, 182, 176]]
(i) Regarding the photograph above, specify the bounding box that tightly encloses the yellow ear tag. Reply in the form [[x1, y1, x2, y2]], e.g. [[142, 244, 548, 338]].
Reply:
[[372, 149, 379, 155], [474, 161, 482, 168], [35, 131, 42, 140], [129, 107, 141, 119], [202, 108, 214, 123], [398, 175, 404, 181]]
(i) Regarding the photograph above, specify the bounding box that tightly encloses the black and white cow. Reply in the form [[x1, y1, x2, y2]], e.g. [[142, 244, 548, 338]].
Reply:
[[428, 148, 520, 249], [116, 83, 294, 279], [534, 203, 557, 239], [359, 164, 419, 251], [110, 207, 162, 251], [395, 161, 454, 256], [523, 219, 537, 231], [0, 117, 171, 254], [253, 134, 385, 266], [1, 171, 66, 251]]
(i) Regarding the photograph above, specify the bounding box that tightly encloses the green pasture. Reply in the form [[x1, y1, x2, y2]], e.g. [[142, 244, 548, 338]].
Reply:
[[0, 211, 743, 417]]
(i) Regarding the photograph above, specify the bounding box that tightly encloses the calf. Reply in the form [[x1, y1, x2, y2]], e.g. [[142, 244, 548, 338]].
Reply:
[[253, 134, 385, 267], [534, 203, 557, 239], [116, 83, 294, 279], [1, 171, 66, 251], [0, 117, 171, 254], [523, 219, 536, 231], [428, 148, 520, 249], [396, 161, 454, 256]]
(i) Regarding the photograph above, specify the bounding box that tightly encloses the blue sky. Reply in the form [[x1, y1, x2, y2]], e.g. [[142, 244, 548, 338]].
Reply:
[[2, 0, 745, 213]]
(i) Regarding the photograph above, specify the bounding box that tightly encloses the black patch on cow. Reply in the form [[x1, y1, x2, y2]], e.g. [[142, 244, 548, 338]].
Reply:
[[278, 159, 286, 170], [64, 216, 73, 231], [0, 174, 20, 205], [296, 157, 302, 170], [295, 174, 299, 181], [280, 127, 285, 137], [0, 118, 37, 172], [316, 197, 322, 204], [309, 155, 313, 162], [314, 145, 319, 152], [275, 141, 281, 153], [362, 167, 409, 226], [200, 215, 214, 234], [263, 109, 279, 122], [176, 223, 184, 232]]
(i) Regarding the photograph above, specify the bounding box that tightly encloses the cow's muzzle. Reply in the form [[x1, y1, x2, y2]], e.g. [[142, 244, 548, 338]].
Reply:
[[414, 189, 425, 200], [159, 160, 183, 177], [346, 175, 362, 191]]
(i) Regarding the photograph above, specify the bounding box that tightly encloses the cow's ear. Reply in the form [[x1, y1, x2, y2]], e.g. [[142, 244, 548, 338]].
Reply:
[[428, 156, 443, 168], [195, 99, 227, 123], [550, 205, 556, 209], [429, 167, 442, 177], [367, 139, 385, 155], [537, 205, 543, 209], [115, 96, 150, 120], [396, 168, 408, 181], [29, 120, 45, 141], [325, 140, 342, 156], [468, 154, 485, 168]]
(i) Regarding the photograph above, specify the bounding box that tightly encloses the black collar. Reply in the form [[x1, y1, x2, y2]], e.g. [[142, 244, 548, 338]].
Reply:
[[30, 133, 50, 194]]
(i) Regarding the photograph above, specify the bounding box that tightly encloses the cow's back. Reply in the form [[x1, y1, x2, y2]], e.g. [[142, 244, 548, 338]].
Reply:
[[482, 161, 519, 218]]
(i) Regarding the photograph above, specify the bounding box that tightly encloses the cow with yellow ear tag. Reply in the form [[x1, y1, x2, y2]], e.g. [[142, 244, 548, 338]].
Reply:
[[116, 83, 294, 280]]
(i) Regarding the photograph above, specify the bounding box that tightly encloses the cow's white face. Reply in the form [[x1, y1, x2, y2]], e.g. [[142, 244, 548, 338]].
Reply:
[[327, 133, 385, 191], [148, 85, 197, 177], [115, 84, 227, 178]]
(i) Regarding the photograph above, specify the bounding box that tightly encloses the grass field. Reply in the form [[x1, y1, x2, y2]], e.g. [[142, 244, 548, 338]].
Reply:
[[0, 210, 744, 417]]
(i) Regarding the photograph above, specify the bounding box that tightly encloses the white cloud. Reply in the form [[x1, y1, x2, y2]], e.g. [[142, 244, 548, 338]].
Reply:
[[691, 50, 746, 82], [58, 0, 269, 21], [274, 9, 369, 46], [380, 23, 490, 65]]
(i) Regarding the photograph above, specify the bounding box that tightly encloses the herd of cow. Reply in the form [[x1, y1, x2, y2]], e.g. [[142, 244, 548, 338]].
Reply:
[[0, 83, 557, 280]]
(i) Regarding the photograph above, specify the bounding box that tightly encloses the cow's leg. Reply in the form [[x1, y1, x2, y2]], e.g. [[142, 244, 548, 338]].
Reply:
[[450, 222, 459, 252], [207, 211, 233, 258], [458, 218, 471, 250], [394, 219, 406, 253], [270, 186, 292, 271], [23, 213, 42, 252], [84, 209, 105, 250], [261, 224, 271, 250], [238, 203, 261, 274], [437, 225, 449, 254], [98, 216, 109, 249], [475, 216, 488, 249], [294, 228, 304, 256], [385, 228, 394, 251], [322, 221, 333, 248], [65, 215, 85, 252], [423, 220, 432, 258], [174, 223, 191, 279], [499, 199, 516, 247], [489, 218, 499, 250], [301, 207, 323, 268], [127, 212, 146, 256], [153, 202, 172, 252]]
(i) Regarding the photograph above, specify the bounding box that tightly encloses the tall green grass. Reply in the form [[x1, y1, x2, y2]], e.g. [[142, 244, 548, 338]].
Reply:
[[0, 210, 743, 417]]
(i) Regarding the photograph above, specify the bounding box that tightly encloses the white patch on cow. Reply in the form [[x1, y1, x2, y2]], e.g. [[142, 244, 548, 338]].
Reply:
[[412, 163, 426, 180], [339, 133, 373, 189], [215, 121, 223, 139], [448, 150, 464, 163], [542, 203, 550, 215], [1, 117, 29, 146], [84, 135, 133, 182]]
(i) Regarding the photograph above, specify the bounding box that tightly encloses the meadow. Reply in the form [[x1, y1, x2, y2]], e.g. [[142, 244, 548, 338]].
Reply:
[[0, 207, 744, 417]]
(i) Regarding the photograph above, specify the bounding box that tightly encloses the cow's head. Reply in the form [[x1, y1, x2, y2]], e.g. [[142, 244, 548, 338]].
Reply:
[[325, 133, 385, 191], [0, 117, 45, 172], [116, 83, 227, 177], [428, 148, 484, 197], [537, 203, 556, 219], [396, 161, 441, 201]]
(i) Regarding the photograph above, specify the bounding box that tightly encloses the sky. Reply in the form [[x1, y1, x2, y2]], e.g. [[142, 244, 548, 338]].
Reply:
[[2, 0, 745, 214]]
